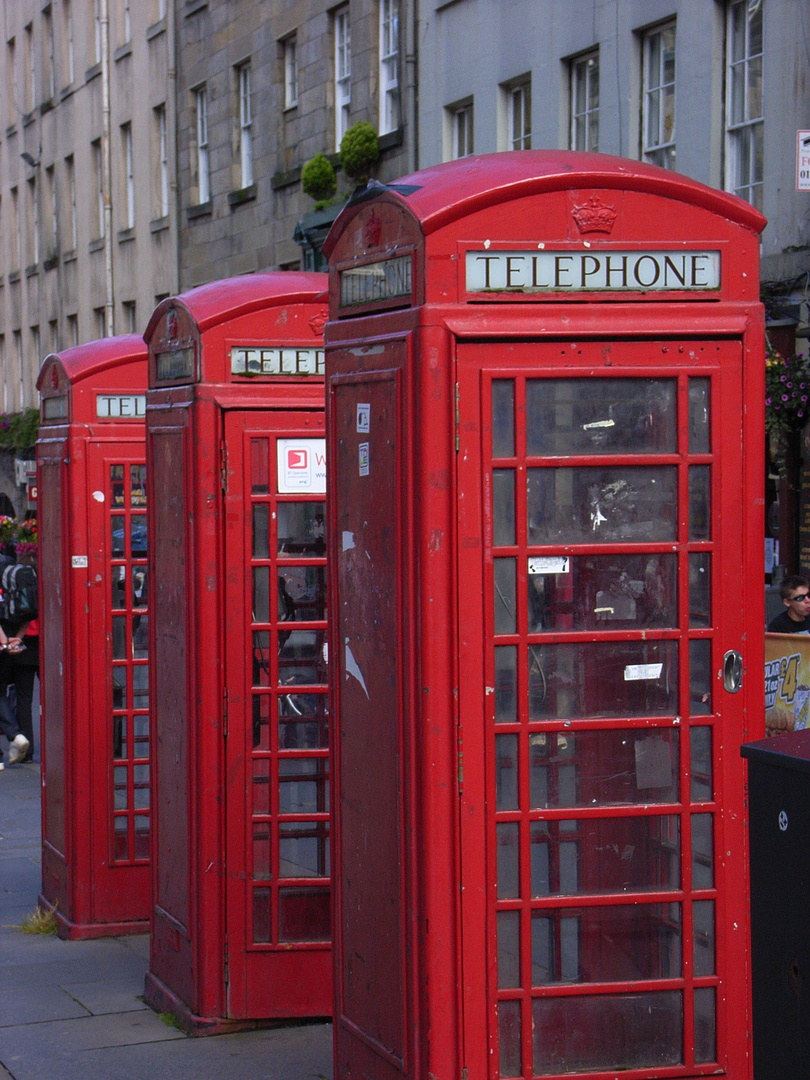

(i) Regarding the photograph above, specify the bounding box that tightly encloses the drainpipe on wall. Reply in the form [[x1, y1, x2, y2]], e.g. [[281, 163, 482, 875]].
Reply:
[[405, 0, 419, 173], [101, 0, 115, 336], [167, 0, 180, 295]]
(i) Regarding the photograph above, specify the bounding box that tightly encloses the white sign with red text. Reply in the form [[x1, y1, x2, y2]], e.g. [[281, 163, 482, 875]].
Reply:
[[277, 439, 326, 493], [798, 130, 810, 191]]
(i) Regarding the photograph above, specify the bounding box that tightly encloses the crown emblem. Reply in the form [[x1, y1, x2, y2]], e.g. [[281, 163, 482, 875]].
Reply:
[[364, 211, 382, 248], [572, 194, 618, 235], [309, 311, 328, 336]]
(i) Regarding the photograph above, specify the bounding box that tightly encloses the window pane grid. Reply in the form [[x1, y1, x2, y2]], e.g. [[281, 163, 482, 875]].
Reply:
[[488, 371, 716, 1074], [571, 52, 599, 152], [643, 24, 676, 169], [726, 0, 763, 208]]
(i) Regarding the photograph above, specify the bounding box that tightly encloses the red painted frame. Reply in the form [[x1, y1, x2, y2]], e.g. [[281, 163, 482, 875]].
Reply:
[[324, 151, 766, 1080], [36, 336, 150, 939]]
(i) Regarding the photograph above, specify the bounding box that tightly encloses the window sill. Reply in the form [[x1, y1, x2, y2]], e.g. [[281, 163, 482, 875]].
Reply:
[[185, 0, 208, 14], [114, 42, 132, 62], [5, 124, 16, 138], [40, 98, 55, 116], [228, 183, 257, 208], [8, 270, 21, 283], [150, 216, 170, 234], [117, 226, 135, 243], [89, 237, 105, 253], [63, 249, 77, 263], [59, 84, 74, 102], [43, 254, 59, 271], [85, 62, 102, 83], [378, 127, 404, 152], [22, 110, 36, 127], [187, 200, 212, 220], [147, 17, 166, 40], [271, 167, 300, 190], [25, 264, 39, 278]]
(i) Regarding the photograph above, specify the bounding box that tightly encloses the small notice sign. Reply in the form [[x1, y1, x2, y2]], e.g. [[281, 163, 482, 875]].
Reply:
[[277, 439, 326, 493], [798, 130, 810, 191]]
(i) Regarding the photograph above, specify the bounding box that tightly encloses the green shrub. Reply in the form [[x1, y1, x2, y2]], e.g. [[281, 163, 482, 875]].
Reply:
[[301, 152, 337, 207], [339, 122, 380, 185], [0, 408, 39, 454]]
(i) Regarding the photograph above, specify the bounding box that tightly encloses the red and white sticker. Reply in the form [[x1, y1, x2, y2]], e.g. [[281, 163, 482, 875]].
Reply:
[[277, 439, 326, 493]]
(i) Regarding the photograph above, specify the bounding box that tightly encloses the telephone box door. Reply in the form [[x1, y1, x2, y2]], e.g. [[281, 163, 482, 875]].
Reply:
[[223, 411, 330, 1018], [457, 339, 749, 1078], [86, 442, 150, 922]]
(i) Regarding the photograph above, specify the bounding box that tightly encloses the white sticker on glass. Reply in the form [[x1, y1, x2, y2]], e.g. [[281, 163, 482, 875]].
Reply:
[[624, 663, 663, 681]]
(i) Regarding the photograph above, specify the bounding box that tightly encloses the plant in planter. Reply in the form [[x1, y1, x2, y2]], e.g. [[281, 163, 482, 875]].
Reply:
[[339, 121, 380, 186], [301, 152, 337, 209], [765, 343, 810, 472]]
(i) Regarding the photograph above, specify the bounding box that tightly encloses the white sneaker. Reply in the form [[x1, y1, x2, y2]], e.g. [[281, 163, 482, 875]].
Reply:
[[8, 734, 29, 765], [0, 761, 5, 771]]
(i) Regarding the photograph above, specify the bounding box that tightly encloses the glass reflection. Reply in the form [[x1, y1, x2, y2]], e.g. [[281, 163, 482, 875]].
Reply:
[[253, 504, 269, 559], [528, 641, 678, 721], [689, 640, 712, 716], [495, 558, 517, 634], [692, 814, 714, 889], [279, 820, 329, 877], [492, 380, 515, 458], [278, 756, 329, 814], [498, 1000, 522, 1078], [693, 900, 715, 976], [498, 910, 521, 988], [497, 822, 520, 899], [691, 727, 713, 802], [528, 553, 677, 632], [494, 469, 516, 546], [496, 734, 519, 810], [689, 553, 711, 627], [526, 378, 677, 456], [278, 565, 327, 622], [495, 646, 517, 723], [527, 466, 678, 544], [688, 378, 711, 454], [277, 502, 326, 556], [694, 987, 717, 1064], [689, 466, 711, 541]]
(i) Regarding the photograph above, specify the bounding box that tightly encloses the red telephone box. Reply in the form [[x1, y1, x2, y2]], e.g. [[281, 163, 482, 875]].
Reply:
[[142, 272, 330, 1033], [36, 335, 150, 939], [324, 152, 766, 1080]]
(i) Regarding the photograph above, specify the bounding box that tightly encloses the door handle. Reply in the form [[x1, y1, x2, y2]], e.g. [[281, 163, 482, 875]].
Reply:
[[723, 650, 744, 693]]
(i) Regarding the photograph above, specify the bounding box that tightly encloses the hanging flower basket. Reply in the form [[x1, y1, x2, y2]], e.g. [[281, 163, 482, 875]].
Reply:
[[765, 344, 810, 472]]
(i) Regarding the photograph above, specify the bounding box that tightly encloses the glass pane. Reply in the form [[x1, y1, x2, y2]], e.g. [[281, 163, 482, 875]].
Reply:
[[133, 613, 148, 658], [278, 886, 330, 942], [496, 734, 519, 810], [527, 466, 678, 544], [529, 729, 680, 807], [493, 469, 516, 546], [528, 553, 677, 632], [494, 558, 517, 634], [131, 515, 147, 556], [748, 55, 762, 118], [692, 813, 714, 889], [495, 646, 517, 723], [279, 692, 329, 750], [251, 438, 269, 494], [694, 987, 717, 1063], [277, 501, 326, 556], [133, 763, 149, 807], [253, 692, 271, 750], [111, 514, 125, 556], [689, 639, 712, 716], [112, 566, 127, 609], [132, 566, 147, 606], [528, 641, 678, 721], [533, 903, 681, 984], [253, 503, 269, 558], [111, 464, 125, 506], [112, 666, 128, 709], [689, 466, 711, 541], [693, 899, 715, 976], [253, 823, 271, 880], [134, 816, 150, 860], [133, 714, 149, 755], [132, 664, 149, 709], [253, 566, 270, 623], [253, 886, 271, 943], [492, 380, 515, 458], [498, 1000, 522, 1078], [112, 614, 126, 659], [130, 464, 147, 506], [530, 815, 680, 895], [533, 991, 683, 1073], [279, 820, 329, 878], [497, 822, 520, 899], [278, 565, 327, 622], [689, 553, 711, 628], [526, 378, 676, 456], [688, 378, 710, 454], [253, 758, 271, 815], [279, 631, 328, 686], [278, 757, 328, 814], [691, 726, 713, 801], [113, 715, 126, 758], [498, 910, 521, 988], [113, 816, 128, 860], [114, 765, 128, 809]]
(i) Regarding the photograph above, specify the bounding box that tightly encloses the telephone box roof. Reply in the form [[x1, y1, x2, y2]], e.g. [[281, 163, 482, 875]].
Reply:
[[324, 150, 766, 255], [143, 271, 328, 343], [37, 334, 146, 391]]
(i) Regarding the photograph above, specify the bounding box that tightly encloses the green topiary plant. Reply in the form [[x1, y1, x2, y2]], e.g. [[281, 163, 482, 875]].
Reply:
[[339, 121, 380, 185], [0, 408, 39, 454], [301, 152, 337, 208]]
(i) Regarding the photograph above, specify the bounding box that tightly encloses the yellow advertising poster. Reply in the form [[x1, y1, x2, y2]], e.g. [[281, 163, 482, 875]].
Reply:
[[765, 632, 810, 736]]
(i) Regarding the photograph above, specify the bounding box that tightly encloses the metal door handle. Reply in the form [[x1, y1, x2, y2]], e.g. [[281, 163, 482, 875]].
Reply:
[[723, 650, 743, 693]]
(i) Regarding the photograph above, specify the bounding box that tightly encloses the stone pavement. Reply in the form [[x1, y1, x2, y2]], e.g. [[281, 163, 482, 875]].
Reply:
[[0, 761, 333, 1080]]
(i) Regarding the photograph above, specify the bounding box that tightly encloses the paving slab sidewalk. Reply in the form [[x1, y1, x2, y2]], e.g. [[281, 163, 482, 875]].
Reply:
[[0, 761, 333, 1080]]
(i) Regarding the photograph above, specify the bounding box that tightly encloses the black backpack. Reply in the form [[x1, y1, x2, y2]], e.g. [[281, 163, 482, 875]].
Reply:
[[0, 563, 38, 622]]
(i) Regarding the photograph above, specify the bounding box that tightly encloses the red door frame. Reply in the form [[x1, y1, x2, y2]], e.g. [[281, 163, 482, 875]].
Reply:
[[457, 338, 751, 1079]]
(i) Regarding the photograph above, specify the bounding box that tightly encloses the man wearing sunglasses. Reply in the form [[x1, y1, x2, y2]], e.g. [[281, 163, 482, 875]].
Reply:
[[768, 575, 810, 633]]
